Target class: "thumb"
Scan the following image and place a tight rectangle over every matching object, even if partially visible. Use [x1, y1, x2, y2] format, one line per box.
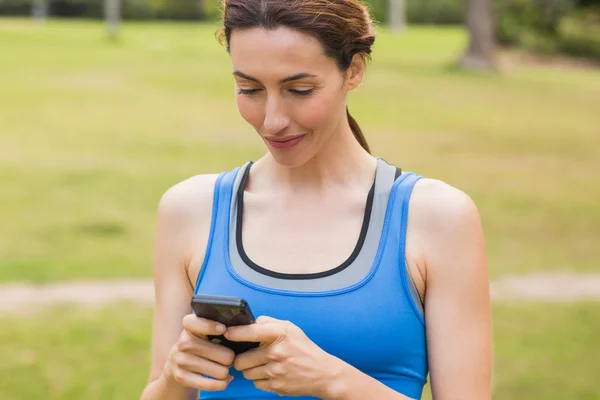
[256, 315, 279, 324]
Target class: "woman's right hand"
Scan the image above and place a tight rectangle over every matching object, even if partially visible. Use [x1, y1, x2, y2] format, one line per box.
[164, 314, 236, 392]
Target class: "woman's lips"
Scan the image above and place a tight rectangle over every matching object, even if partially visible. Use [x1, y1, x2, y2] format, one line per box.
[265, 134, 305, 149]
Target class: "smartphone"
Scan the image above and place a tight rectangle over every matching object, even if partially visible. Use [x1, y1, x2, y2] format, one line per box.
[190, 294, 259, 355]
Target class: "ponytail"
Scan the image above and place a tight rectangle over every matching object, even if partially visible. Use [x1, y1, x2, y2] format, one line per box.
[347, 107, 370, 154]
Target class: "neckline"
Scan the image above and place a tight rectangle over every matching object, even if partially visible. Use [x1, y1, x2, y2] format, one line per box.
[235, 162, 377, 280]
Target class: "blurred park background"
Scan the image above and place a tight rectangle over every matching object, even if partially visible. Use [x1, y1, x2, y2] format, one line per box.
[1, 0, 599, 399]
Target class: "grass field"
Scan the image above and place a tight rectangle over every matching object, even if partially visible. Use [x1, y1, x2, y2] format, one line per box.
[0, 19, 599, 282]
[0, 18, 599, 400]
[1, 302, 598, 400]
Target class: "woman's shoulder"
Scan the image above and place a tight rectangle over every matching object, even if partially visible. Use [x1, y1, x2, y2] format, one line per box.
[409, 177, 479, 224]
[406, 176, 482, 251]
[405, 177, 485, 289]
[153, 174, 222, 280]
[156, 174, 221, 227]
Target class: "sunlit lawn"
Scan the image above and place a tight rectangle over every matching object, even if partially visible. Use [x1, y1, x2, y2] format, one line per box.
[0, 302, 598, 399]
[0, 18, 599, 282]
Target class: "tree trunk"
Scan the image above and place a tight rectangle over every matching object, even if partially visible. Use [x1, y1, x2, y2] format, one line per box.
[198, 0, 205, 19]
[105, 0, 121, 40]
[460, 0, 496, 71]
[31, 0, 48, 21]
[388, 0, 406, 32]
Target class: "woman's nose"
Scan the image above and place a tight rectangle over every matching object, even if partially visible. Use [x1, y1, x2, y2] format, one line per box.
[263, 96, 290, 135]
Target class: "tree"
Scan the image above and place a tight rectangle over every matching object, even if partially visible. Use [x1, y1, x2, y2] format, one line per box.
[105, 0, 121, 39]
[460, 0, 496, 70]
[388, 0, 406, 32]
[31, 0, 48, 21]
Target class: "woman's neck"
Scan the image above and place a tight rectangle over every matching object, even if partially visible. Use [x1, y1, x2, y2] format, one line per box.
[251, 122, 377, 196]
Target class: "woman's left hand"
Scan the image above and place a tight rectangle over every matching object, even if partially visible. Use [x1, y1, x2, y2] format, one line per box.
[224, 316, 344, 398]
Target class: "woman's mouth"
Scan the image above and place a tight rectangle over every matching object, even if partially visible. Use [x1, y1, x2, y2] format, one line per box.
[265, 134, 306, 149]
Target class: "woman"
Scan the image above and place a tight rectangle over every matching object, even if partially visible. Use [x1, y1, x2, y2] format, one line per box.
[141, 1, 492, 399]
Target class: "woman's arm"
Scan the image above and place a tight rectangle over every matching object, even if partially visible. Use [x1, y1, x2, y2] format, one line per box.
[326, 179, 492, 400]
[141, 175, 219, 400]
[322, 361, 415, 400]
[412, 179, 492, 399]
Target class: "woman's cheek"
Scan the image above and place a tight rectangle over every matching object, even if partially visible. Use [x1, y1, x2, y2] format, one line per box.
[236, 97, 264, 130]
[294, 97, 335, 131]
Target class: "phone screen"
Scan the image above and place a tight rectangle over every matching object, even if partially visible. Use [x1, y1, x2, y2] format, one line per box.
[192, 303, 254, 326]
[209, 305, 252, 326]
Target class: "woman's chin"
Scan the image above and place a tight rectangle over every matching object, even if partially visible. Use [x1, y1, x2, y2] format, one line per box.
[268, 148, 313, 169]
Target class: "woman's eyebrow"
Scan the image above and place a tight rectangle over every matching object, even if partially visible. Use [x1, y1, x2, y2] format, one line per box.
[233, 71, 317, 84]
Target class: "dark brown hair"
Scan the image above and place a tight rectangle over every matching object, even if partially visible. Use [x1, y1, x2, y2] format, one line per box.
[217, 0, 376, 153]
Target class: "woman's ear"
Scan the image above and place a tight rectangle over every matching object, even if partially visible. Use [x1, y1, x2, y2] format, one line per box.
[345, 54, 366, 91]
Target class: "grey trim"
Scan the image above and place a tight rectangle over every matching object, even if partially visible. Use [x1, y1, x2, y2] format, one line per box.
[406, 263, 424, 315]
[228, 159, 394, 291]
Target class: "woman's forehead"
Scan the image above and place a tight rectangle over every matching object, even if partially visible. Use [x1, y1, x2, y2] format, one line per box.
[229, 27, 333, 76]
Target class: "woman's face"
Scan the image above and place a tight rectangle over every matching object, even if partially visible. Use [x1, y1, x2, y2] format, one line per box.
[229, 27, 361, 167]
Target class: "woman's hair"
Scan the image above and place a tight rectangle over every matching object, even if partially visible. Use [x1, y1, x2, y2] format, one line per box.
[217, 0, 376, 154]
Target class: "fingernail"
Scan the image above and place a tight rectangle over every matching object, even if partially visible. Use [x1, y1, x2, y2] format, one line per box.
[216, 324, 226, 333]
[228, 375, 234, 383]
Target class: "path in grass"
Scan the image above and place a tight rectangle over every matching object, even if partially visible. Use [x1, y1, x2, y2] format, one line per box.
[0, 272, 599, 313]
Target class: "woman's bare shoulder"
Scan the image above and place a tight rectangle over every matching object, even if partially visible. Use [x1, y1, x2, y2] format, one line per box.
[405, 178, 482, 291]
[157, 174, 220, 223]
[408, 177, 484, 273]
[409, 177, 479, 228]
[153, 174, 221, 287]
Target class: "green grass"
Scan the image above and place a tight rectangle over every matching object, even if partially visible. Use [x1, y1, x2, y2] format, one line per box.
[490, 302, 600, 399]
[0, 302, 598, 399]
[0, 303, 153, 400]
[0, 19, 599, 281]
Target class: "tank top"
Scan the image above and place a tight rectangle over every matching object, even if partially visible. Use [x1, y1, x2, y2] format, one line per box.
[193, 158, 428, 399]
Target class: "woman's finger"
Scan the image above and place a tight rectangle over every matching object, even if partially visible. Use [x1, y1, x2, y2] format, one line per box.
[177, 330, 235, 367]
[241, 364, 270, 381]
[232, 346, 269, 372]
[253, 379, 279, 394]
[182, 314, 226, 338]
[175, 352, 232, 381]
[171, 369, 232, 392]
[225, 321, 282, 344]
[256, 315, 279, 324]
[184, 334, 235, 367]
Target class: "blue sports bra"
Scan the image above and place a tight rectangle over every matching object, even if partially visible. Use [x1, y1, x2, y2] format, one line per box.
[194, 159, 428, 399]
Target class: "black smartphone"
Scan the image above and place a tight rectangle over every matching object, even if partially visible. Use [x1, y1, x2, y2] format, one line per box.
[190, 294, 259, 355]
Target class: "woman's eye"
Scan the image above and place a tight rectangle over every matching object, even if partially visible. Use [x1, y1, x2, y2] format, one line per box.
[238, 88, 261, 96]
[290, 89, 315, 96]
[237, 88, 314, 96]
